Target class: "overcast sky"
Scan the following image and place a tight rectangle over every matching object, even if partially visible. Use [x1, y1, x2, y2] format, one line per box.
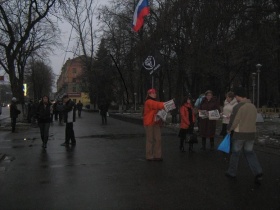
[49, 0, 110, 77]
[49, 20, 74, 76]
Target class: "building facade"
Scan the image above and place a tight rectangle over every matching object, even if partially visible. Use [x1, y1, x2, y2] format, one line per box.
[56, 56, 90, 105]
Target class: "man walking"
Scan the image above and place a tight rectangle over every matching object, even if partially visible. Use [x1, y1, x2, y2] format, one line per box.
[10, 97, 20, 133]
[76, 100, 83, 118]
[226, 87, 263, 184]
[61, 94, 76, 146]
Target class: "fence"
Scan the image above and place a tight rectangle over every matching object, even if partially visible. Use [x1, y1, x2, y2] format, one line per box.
[257, 107, 280, 118]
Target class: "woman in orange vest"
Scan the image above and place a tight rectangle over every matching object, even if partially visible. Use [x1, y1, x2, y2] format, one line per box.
[143, 88, 165, 161]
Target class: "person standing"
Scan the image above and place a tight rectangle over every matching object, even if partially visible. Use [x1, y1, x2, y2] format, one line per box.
[10, 97, 20, 133]
[226, 87, 263, 184]
[178, 96, 196, 152]
[61, 94, 76, 146]
[56, 99, 64, 125]
[198, 90, 220, 151]
[37, 96, 52, 149]
[143, 88, 165, 161]
[220, 91, 238, 138]
[76, 100, 83, 118]
[98, 99, 109, 125]
[27, 99, 33, 123]
[53, 100, 58, 121]
[171, 108, 178, 124]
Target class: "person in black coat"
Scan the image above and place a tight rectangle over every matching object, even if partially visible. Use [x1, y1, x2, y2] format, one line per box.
[10, 97, 20, 133]
[76, 100, 83, 117]
[98, 99, 109, 125]
[37, 96, 52, 149]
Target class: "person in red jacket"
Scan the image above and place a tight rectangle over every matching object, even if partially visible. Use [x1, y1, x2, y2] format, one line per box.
[178, 96, 196, 152]
[143, 88, 165, 161]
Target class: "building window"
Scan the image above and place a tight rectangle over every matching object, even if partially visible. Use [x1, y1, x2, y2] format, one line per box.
[73, 78, 76, 83]
[73, 68, 77, 74]
[73, 86, 76, 92]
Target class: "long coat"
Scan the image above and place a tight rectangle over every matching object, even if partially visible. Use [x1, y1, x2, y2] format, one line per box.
[10, 102, 20, 118]
[180, 103, 195, 129]
[37, 102, 52, 123]
[64, 99, 76, 123]
[199, 97, 220, 138]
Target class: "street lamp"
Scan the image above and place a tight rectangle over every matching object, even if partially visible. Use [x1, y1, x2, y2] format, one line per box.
[256, 64, 262, 108]
[252, 72, 256, 105]
[134, 92, 137, 111]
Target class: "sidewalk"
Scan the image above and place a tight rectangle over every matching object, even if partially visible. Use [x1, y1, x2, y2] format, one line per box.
[110, 112, 280, 154]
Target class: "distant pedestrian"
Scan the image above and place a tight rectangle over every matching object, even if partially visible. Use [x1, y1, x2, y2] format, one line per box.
[27, 99, 33, 123]
[50, 100, 54, 122]
[37, 96, 52, 149]
[61, 94, 76, 146]
[56, 99, 64, 125]
[198, 90, 220, 151]
[143, 88, 165, 161]
[220, 91, 238, 138]
[98, 99, 109, 125]
[10, 97, 20, 133]
[76, 100, 83, 117]
[178, 96, 196, 152]
[53, 100, 58, 121]
[225, 87, 263, 185]
[171, 107, 178, 124]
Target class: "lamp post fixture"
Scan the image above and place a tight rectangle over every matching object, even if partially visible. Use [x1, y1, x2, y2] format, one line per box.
[134, 92, 137, 111]
[252, 72, 256, 105]
[256, 64, 262, 108]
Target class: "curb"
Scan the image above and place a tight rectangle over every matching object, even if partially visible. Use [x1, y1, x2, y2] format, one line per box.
[109, 112, 280, 155]
[109, 113, 143, 125]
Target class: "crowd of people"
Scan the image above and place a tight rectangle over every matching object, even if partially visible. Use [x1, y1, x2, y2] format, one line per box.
[143, 87, 263, 185]
[7, 86, 263, 185]
[9, 95, 86, 150]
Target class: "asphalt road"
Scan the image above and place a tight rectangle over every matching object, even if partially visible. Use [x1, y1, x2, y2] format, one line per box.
[0, 110, 279, 210]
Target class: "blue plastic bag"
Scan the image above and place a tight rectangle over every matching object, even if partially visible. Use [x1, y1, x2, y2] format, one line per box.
[217, 133, 230, 153]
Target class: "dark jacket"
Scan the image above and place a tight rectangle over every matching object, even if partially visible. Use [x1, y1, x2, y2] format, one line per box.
[199, 97, 220, 138]
[76, 102, 83, 111]
[56, 101, 64, 112]
[98, 103, 109, 116]
[64, 99, 76, 123]
[10, 102, 20, 118]
[37, 101, 52, 123]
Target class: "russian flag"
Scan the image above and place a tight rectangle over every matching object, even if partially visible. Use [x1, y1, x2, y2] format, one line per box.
[132, 0, 150, 32]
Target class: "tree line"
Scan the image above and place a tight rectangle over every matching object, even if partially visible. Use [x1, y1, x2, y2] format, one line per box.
[1, 0, 280, 108]
[97, 0, 280, 107]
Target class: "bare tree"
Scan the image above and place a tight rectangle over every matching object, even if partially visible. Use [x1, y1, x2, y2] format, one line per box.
[0, 0, 62, 103]
[62, 0, 100, 105]
[25, 60, 55, 100]
[60, 0, 279, 108]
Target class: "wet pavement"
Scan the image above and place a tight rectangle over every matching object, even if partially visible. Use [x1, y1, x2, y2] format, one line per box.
[0, 110, 279, 210]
